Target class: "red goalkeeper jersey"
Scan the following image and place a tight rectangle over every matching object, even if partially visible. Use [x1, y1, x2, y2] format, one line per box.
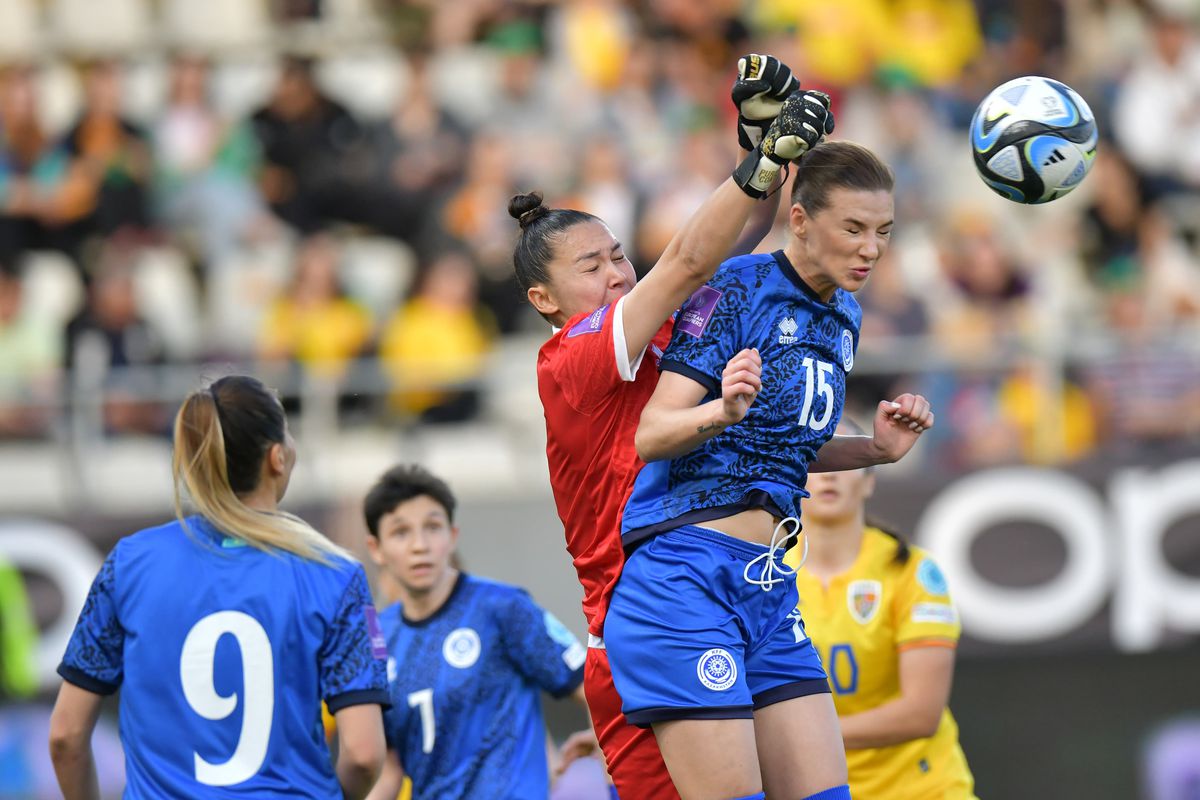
[537, 295, 673, 636]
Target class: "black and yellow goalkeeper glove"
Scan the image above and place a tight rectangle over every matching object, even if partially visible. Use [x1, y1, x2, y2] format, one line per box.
[731, 54, 798, 151]
[732, 89, 835, 199]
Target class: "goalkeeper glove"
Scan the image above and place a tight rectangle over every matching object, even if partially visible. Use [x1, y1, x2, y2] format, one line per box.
[731, 53, 798, 151]
[732, 90, 834, 199]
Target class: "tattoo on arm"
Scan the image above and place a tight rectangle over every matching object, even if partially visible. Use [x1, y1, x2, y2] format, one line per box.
[696, 422, 725, 434]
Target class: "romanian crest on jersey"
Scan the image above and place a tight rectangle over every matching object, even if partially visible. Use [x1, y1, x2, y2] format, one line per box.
[696, 648, 737, 691]
[848, 580, 882, 624]
[840, 329, 855, 371]
[442, 627, 482, 669]
[778, 316, 799, 344]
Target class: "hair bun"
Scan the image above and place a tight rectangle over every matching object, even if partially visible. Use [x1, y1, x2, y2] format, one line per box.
[508, 191, 549, 229]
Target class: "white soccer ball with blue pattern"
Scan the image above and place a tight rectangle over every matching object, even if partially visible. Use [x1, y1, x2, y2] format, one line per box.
[970, 76, 1098, 204]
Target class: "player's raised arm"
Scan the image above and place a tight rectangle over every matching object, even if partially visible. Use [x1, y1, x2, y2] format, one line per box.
[808, 393, 934, 472]
[620, 73, 834, 365]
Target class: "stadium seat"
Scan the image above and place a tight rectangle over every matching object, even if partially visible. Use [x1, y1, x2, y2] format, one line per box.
[19, 252, 84, 333]
[339, 236, 417, 323]
[317, 49, 410, 121]
[209, 56, 279, 121]
[160, 0, 272, 53]
[120, 57, 169, 127]
[34, 61, 83, 139]
[409, 424, 524, 495]
[0, 0, 40, 61]
[133, 246, 202, 360]
[205, 240, 293, 358]
[0, 444, 63, 510]
[47, 0, 153, 56]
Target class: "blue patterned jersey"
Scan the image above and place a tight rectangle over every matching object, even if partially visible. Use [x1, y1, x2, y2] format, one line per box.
[58, 516, 389, 798]
[623, 250, 862, 543]
[381, 574, 585, 800]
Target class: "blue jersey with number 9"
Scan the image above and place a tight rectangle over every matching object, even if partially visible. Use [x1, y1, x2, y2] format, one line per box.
[59, 516, 390, 798]
[622, 250, 861, 544]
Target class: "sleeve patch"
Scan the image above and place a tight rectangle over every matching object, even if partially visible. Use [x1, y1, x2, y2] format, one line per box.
[567, 304, 610, 338]
[912, 602, 957, 625]
[916, 559, 949, 596]
[364, 605, 388, 659]
[544, 610, 586, 671]
[676, 286, 723, 338]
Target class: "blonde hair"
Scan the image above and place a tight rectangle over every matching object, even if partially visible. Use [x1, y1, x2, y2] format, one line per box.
[171, 376, 350, 564]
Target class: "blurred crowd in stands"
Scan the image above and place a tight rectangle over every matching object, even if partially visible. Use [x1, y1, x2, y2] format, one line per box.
[0, 0, 1198, 470]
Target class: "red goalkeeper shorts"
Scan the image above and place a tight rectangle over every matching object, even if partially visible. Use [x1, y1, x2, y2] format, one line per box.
[584, 643, 679, 800]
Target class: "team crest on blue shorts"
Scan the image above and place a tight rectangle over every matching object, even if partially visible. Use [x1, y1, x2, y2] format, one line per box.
[696, 648, 737, 691]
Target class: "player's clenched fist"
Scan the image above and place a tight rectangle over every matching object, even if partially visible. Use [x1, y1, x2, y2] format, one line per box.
[717, 347, 762, 427]
[731, 53, 798, 151]
[761, 90, 834, 162]
[732, 89, 836, 199]
[869, 392, 934, 464]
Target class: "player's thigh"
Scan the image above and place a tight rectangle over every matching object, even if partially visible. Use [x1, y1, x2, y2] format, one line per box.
[754, 693, 847, 799]
[584, 648, 679, 800]
[652, 717, 761, 800]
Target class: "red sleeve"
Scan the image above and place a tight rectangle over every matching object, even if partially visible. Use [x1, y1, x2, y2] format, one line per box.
[549, 296, 646, 413]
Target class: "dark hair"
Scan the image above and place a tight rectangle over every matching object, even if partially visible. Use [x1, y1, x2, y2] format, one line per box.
[363, 464, 458, 538]
[790, 141, 895, 215]
[508, 191, 599, 293]
[208, 376, 286, 493]
[173, 375, 346, 562]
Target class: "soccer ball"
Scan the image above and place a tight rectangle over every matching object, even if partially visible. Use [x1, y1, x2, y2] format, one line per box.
[969, 76, 1098, 204]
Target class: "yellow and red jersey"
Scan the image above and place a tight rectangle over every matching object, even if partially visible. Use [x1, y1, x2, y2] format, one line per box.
[787, 527, 977, 800]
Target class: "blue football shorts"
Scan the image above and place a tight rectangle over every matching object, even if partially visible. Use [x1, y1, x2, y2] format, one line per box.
[604, 524, 830, 727]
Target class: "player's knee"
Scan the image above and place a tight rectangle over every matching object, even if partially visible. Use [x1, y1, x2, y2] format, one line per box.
[801, 785, 851, 800]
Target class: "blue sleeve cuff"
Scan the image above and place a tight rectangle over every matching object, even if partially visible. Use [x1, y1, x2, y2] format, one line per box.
[326, 688, 392, 713]
[660, 359, 720, 396]
[57, 663, 120, 696]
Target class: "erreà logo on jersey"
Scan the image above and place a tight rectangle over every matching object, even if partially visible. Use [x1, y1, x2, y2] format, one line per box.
[778, 316, 798, 345]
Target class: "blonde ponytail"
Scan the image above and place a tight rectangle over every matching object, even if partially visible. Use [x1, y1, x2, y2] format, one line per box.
[172, 381, 350, 564]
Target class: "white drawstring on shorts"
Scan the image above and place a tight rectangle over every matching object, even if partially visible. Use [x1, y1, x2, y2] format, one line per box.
[743, 516, 805, 591]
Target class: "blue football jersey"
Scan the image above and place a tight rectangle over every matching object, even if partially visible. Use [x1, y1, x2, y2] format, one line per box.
[623, 250, 862, 543]
[58, 516, 389, 798]
[380, 574, 585, 800]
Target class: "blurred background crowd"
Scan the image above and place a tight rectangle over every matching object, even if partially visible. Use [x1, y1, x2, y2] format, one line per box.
[0, 0, 1197, 472]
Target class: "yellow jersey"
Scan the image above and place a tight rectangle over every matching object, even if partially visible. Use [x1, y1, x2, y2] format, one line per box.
[787, 528, 977, 800]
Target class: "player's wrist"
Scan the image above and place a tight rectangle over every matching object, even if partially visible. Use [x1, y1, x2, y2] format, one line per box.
[731, 147, 782, 199]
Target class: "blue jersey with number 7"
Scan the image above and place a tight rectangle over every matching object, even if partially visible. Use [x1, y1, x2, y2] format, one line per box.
[379, 574, 585, 800]
[622, 250, 862, 545]
[59, 516, 390, 798]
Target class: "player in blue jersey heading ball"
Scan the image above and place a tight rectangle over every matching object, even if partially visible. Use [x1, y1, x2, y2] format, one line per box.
[607, 141, 936, 800]
[49, 375, 390, 799]
[362, 464, 591, 800]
